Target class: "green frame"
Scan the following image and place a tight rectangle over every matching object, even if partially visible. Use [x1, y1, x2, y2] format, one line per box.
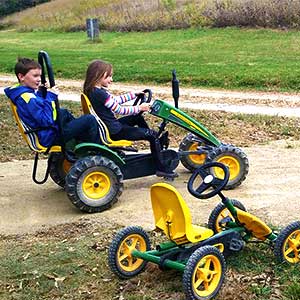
[151, 99, 221, 146]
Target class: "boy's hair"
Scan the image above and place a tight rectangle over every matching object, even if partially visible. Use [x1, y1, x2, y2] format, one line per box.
[83, 59, 112, 95]
[14, 57, 41, 81]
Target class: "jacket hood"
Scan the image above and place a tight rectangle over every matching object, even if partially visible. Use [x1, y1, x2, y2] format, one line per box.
[4, 84, 34, 103]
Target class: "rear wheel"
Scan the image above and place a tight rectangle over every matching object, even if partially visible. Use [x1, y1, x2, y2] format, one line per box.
[49, 152, 72, 188]
[179, 134, 207, 171]
[208, 200, 246, 233]
[65, 156, 123, 213]
[274, 221, 300, 264]
[108, 226, 151, 279]
[206, 144, 249, 190]
[183, 246, 226, 300]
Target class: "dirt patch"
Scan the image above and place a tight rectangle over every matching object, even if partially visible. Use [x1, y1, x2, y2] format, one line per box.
[1, 140, 300, 236]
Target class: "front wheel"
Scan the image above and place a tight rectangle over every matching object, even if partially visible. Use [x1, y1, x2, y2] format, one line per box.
[65, 156, 123, 213]
[179, 134, 207, 171]
[208, 199, 246, 233]
[108, 226, 151, 279]
[206, 144, 249, 190]
[182, 246, 226, 300]
[274, 221, 300, 264]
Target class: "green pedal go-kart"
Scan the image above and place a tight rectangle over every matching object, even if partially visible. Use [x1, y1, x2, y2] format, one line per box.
[151, 71, 249, 190]
[108, 162, 300, 300]
[9, 50, 248, 213]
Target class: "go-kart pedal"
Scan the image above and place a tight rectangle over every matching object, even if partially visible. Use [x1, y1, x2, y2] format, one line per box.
[156, 170, 178, 180]
[229, 238, 244, 252]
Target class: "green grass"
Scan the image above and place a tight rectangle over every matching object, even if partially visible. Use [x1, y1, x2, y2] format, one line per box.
[2, 28, 300, 91]
[1, 220, 300, 300]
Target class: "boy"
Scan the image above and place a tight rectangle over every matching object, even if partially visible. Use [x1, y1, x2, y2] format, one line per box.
[5, 57, 100, 148]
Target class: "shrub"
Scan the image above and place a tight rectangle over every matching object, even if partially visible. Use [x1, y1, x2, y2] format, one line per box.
[2, 0, 300, 32]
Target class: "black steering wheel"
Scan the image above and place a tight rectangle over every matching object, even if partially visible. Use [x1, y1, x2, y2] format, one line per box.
[38, 50, 55, 98]
[133, 89, 152, 106]
[187, 162, 229, 199]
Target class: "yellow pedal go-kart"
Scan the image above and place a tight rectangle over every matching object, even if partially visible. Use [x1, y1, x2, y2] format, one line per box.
[108, 162, 300, 300]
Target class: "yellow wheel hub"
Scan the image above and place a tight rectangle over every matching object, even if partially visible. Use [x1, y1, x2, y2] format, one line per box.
[193, 254, 222, 297]
[117, 234, 147, 272]
[283, 230, 300, 263]
[215, 155, 240, 180]
[82, 171, 111, 199]
[215, 208, 234, 233]
[189, 143, 206, 165]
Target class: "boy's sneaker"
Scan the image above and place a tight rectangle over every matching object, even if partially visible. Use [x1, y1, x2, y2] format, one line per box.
[156, 170, 178, 180]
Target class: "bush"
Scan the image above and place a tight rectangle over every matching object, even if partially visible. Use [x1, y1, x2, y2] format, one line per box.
[2, 0, 300, 32]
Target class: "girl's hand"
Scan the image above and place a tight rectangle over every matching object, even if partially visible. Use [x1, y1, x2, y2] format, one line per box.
[139, 103, 150, 112]
[135, 91, 145, 97]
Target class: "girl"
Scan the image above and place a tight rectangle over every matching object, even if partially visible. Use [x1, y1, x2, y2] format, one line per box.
[83, 59, 177, 179]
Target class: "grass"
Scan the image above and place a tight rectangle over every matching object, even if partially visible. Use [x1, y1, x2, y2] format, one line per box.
[1, 219, 300, 300]
[1, 94, 300, 162]
[2, 28, 300, 91]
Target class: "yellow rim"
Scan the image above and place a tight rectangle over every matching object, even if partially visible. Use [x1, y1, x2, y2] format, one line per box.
[117, 234, 147, 272]
[192, 254, 222, 298]
[189, 143, 206, 165]
[214, 155, 240, 180]
[82, 171, 110, 199]
[214, 208, 234, 233]
[283, 229, 300, 263]
[63, 159, 72, 173]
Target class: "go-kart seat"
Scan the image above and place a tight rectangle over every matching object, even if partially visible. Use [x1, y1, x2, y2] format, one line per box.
[150, 183, 214, 245]
[9, 100, 61, 153]
[80, 93, 133, 148]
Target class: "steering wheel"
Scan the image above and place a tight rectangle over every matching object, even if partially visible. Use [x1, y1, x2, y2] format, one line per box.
[38, 50, 55, 98]
[133, 89, 152, 106]
[187, 162, 229, 199]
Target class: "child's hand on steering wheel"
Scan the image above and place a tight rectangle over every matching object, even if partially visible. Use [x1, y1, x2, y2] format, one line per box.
[49, 85, 60, 95]
[135, 91, 145, 97]
[139, 103, 150, 112]
[41, 82, 60, 95]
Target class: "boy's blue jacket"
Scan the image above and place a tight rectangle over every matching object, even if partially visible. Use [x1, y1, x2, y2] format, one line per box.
[4, 84, 59, 147]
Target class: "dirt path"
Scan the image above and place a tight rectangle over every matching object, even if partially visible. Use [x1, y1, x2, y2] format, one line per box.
[1, 74, 300, 235]
[1, 140, 300, 236]
[1, 74, 300, 117]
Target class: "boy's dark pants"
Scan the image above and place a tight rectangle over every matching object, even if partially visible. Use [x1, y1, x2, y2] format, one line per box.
[59, 108, 100, 144]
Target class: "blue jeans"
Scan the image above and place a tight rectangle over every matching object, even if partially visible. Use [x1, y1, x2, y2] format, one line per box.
[59, 109, 100, 144]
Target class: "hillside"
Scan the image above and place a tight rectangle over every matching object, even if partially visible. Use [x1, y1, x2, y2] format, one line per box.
[1, 0, 300, 32]
[0, 0, 50, 18]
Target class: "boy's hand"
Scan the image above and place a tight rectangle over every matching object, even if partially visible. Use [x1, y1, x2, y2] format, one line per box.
[49, 85, 60, 95]
[40, 82, 60, 95]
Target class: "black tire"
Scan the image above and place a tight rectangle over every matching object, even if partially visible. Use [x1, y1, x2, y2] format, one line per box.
[208, 199, 246, 233]
[49, 152, 72, 188]
[108, 226, 151, 279]
[183, 246, 226, 300]
[65, 156, 123, 213]
[179, 133, 207, 172]
[274, 221, 300, 264]
[206, 144, 249, 190]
